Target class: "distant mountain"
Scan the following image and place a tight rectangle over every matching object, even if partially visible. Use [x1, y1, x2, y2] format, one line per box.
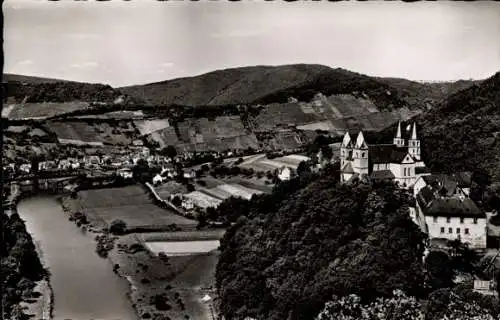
[3, 74, 138, 104]
[376, 77, 481, 110]
[120, 64, 458, 110]
[3, 73, 75, 84]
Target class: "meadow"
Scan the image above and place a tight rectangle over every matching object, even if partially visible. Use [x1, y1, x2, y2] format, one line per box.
[72, 185, 197, 228]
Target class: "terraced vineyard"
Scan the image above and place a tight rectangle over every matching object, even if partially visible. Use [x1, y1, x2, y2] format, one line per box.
[4, 102, 91, 120]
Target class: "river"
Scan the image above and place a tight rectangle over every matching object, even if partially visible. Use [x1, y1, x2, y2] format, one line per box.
[17, 196, 138, 320]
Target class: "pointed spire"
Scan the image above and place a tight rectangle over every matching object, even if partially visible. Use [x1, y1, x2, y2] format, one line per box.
[396, 121, 402, 138]
[411, 122, 417, 140]
[355, 131, 367, 149]
[342, 132, 351, 147]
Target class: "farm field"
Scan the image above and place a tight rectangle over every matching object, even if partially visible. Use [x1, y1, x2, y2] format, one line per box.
[144, 240, 220, 256]
[185, 191, 223, 209]
[239, 153, 310, 172]
[134, 119, 170, 136]
[5, 102, 90, 120]
[48, 120, 135, 146]
[72, 185, 196, 228]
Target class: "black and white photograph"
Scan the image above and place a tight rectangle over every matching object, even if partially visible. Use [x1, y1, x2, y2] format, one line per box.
[2, 1, 500, 320]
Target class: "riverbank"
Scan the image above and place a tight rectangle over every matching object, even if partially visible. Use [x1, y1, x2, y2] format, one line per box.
[18, 196, 138, 320]
[60, 191, 222, 320]
[9, 186, 54, 320]
[20, 239, 53, 320]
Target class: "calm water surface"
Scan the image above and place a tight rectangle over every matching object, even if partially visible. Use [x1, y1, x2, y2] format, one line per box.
[18, 196, 137, 320]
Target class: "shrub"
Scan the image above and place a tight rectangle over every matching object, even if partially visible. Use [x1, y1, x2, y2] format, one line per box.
[109, 219, 127, 235]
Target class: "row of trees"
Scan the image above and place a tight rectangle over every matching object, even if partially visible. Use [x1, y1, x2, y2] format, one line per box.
[2, 212, 48, 319]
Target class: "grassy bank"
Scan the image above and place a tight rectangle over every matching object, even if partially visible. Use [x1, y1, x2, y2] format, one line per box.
[60, 193, 222, 320]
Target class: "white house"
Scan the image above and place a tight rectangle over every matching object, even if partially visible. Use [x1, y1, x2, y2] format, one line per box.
[152, 174, 164, 185]
[117, 168, 133, 179]
[19, 163, 31, 173]
[183, 169, 196, 179]
[416, 186, 487, 249]
[278, 167, 292, 181]
[58, 159, 72, 170]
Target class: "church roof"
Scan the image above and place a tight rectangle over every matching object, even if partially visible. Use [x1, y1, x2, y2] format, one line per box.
[355, 131, 368, 149]
[416, 167, 431, 174]
[342, 162, 355, 174]
[370, 170, 395, 180]
[368, 144, 409, 164]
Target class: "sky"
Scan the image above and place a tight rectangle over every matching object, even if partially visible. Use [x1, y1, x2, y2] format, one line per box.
[3, 0, 500, 87]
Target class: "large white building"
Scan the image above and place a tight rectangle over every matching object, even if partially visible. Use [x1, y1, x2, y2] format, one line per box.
[340, 122, 428, 187]
[415, 184, 487, 249]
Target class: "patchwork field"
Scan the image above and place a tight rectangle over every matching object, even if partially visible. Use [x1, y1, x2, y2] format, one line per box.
[72, 185, 196, 228]
[239, 153, 310, 172]
[134, 119, 170, 136]
[148, 116, 260, 152]
[4, 102, 91, 120]
[185, 191, 223, 209]
[48, 120, 135, 146]
[253, 102, 319, 131]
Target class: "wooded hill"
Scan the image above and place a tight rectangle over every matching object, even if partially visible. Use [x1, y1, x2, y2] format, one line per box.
[216, 170, 427, 320]
[376, 71, 500, 182]
[120, 64, 476, 110]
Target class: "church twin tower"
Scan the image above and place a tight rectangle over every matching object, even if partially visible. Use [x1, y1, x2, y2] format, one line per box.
[340, 121, 423, 184]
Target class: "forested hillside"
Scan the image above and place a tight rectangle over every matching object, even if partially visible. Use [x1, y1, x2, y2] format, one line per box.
[120, 64, 465, 110]
[376, 71, 500, 182]
[215, 169, 427, 320]
[4, 78, 139, 104]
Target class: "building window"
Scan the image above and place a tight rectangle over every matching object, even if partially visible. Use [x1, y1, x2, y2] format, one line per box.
[448, 228, 453, 234]
[456, 228, 460, 234]
[440, 227, 445, 234]
[362, 152, 365, 157]
[460, 217, 464, 224]
[465, 228, 469, 234]
[433, 217, 438, 223]
[446, 217, 451, 223]
[473, 218, 478, 224]
[404, 168, 407, 176]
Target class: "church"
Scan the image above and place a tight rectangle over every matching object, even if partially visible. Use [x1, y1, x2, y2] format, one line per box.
[340, 122, 428, 187]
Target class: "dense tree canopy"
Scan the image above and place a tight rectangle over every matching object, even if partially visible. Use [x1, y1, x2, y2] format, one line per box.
[215, 173, 427, 320]
[1, 212, 47, 319]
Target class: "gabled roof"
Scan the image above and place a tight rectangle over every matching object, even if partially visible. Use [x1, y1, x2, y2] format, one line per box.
[422, 174, 459, 197]
[368, 144, 409, 164]
[342, 132, 352, 147]
[452, 171, 473, 188]
[355, 132, 368, 149]
[342, 162, 355, 174]
[417, 186, 436, 209]
[416, 185, 485, 218]
[426, 198, 484, 218]
[370, 170, 395, 180]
